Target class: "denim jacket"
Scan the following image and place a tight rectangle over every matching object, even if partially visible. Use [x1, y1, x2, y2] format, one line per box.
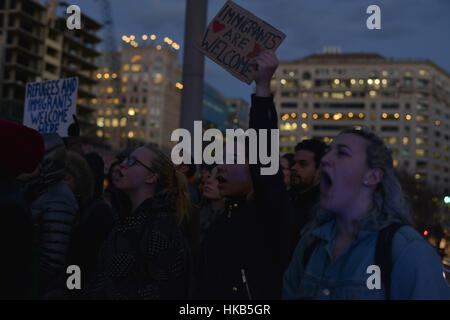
[283, 217, 450, 300]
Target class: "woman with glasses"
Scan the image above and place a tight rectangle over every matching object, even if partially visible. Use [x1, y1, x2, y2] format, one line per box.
[85, 146, 191, 299]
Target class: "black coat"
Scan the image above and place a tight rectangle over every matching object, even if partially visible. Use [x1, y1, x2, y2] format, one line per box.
[196, 95, 297, 300]
[0, 182, 33, 299]
[84, 196, 191, 299]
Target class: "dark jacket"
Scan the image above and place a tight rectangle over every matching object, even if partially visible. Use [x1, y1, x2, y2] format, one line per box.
[290, 184, 320, 252]
[84, 195, 190, 299]
[0, 182, 33, 299]
[196, 95, 297, 300]
[66, 198, 114, 290]
[23, 134, 79, 292]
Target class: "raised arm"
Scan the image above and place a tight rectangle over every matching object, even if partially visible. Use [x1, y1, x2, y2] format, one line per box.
[249, 51, 298, 272]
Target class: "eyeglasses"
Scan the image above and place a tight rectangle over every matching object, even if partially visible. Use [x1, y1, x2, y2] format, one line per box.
[125, 155, 155, 173]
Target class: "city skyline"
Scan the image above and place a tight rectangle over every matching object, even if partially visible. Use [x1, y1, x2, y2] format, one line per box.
[61, 0, 450, 104]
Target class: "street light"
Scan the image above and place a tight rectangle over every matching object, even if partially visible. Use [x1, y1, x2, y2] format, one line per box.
[444, 196, 450, 204]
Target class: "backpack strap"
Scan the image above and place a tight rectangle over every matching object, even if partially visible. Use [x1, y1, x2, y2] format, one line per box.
[375, 223, 404, 300]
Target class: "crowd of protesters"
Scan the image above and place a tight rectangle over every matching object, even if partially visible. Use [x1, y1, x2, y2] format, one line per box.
[1, 50, 449, 300]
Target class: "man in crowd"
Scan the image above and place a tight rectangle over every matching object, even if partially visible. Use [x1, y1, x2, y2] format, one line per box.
[290, 139, 327, 243]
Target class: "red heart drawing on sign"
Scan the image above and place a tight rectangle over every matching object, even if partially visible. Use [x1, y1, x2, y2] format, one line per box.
[247, 43, 260, 58]
[213, 20, 225, 32]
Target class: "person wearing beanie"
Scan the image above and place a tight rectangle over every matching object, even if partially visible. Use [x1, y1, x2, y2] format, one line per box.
[0, 119, 45, 299]
[21, 133, 79, 297]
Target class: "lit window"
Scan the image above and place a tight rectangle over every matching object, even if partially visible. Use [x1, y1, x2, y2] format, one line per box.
[393, 159, 398, 168]
[324, 113, 330, 119]
[280, 79, 287, 85]
[406, 114, 412, 120]
[121, 86, 128, 93]
[114, 98, 119, 104]
[112, 118, 119, 127]
[96, 130, 103, 138]
[107, 87, 113, 93]
[313, 113, 318, 119]
[105, 108, 112, 116]
[128, 108, 135, 116]
[91, 98, 97, 104]
[302, 113, 307, 119]
[96, 117, 104, 127]
[123, 64, 130, 71]
[358, 113, 364, 119]
[348, 112, 354, 118]
[105, 119, 111, 127]
[369, 90, 377, 98]
[122, 74, 129, 82]
[435, 120, 440, 126]
[104, 73, 110, 79]
[98, 109, 104, 115]
[96, 73, 102, 79]
[403, 137, 409, 145]
[153, 73, 163, 84]
[301, 123, 308, 129]
[331, 92, 344, 99]
[131, 55, 142, 63]
[120, 118, 127, 127]
[131, 64, 142, 72]
[416, 149, 426, 157]
[367, 79, 374, 85]
[128, 131, 134, 138]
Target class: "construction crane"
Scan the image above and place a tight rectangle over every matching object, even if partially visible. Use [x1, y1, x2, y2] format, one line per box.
[93, 0, 118, 69]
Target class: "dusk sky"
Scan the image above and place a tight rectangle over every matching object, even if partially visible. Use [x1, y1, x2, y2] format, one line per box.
[65, 0, 450, 103]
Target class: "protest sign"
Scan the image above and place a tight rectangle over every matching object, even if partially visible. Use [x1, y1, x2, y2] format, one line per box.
[23, 77, 78, 137]
[196, 0, 286, 84]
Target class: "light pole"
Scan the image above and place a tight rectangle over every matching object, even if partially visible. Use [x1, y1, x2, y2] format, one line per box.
[180, 0, 208, 139]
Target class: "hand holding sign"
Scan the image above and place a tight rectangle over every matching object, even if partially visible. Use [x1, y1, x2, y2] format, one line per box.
[254, 50, 279, 97]
[196, 0, 286, 84]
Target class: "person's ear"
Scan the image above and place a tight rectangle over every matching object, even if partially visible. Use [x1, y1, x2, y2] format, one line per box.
[363, 168, 383, 187]
[144, 173, 158, 185]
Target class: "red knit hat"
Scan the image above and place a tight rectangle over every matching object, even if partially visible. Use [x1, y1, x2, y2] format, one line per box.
[0, 119, 45, 177]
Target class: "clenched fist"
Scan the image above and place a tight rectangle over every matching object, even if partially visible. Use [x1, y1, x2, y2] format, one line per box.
[254, 50, 279, 97]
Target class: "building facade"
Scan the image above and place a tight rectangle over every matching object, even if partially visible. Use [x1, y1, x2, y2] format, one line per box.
[202, 83, 228, 133]
[273, 53, 450, 189]
[94, 44, 183, 153]
[0, 0, 102, 139]
[0, 0, 47, 122]
[224, 97, 249, 130]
